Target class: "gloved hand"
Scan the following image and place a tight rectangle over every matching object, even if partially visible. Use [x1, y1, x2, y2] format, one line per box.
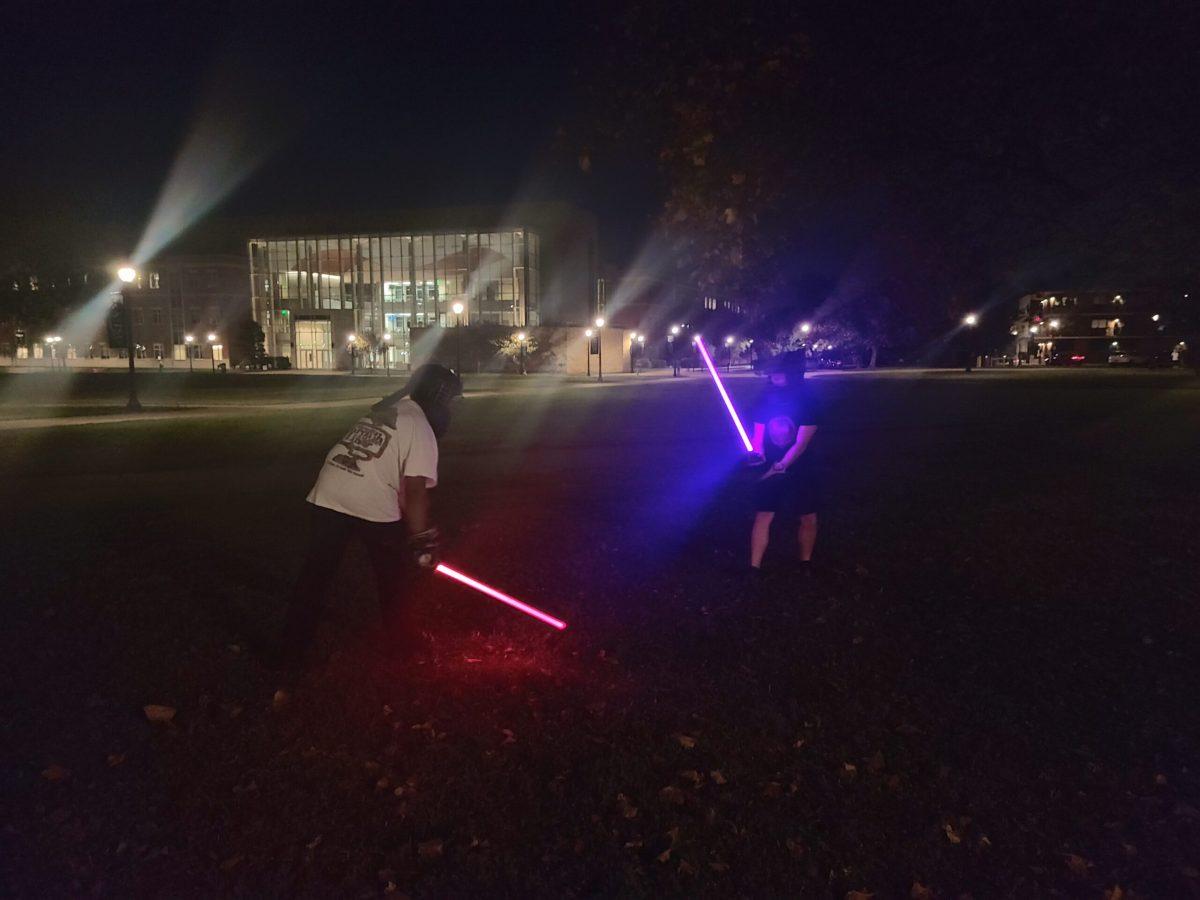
[745, 451, 766, 467]
[408, 527, 441, 569]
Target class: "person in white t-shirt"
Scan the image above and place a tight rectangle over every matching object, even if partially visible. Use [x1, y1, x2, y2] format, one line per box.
[270, 364, 463, 671]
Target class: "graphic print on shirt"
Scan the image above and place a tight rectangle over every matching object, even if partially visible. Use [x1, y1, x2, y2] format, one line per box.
[767, 415, 797, 448]
[329, 422, 391, 476]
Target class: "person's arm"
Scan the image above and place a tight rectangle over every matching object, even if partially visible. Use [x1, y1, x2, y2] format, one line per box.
[747, 422, 767, 465]
[403, 475, 430, 536]
[763, 425, 818, 477]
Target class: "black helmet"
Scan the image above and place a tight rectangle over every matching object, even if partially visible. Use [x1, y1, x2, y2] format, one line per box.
[764, 350, 807, 377]
[373, 364, 462, 437]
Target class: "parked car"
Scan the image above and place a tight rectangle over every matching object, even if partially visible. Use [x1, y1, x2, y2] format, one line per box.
[1047, 351, 1087, 366]
[1108, 349, 1147, 366]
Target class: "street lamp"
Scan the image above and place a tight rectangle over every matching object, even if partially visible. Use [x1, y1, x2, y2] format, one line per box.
[184, 334, 194, 372]
[594, 317, 605, 381]
[382, 332, 393, 378]
[1049, 319, 1060, 330]
[962, 314, 978, 372]
[1152, 313, 1161, 322]
[584, 328, 594, 377]
[116, 265, 142, 410]
[452, 301, 465, 373]
[206, 332, 220, 372]
[800, 322, 812, 335]
[725, 335, 735, 372]
[516, 331, 528, 375]
[347, 333, 357, 375]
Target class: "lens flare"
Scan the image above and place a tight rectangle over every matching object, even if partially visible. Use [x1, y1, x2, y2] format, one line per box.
[435, 563, 568, 631]
[693, 336, 753, 452]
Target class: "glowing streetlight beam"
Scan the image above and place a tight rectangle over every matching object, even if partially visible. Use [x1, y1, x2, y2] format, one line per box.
[435, 563, 567, 631]
[693, 335, 753, 452]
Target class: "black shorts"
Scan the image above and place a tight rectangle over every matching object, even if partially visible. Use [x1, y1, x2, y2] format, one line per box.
[750, 467, 820, 516]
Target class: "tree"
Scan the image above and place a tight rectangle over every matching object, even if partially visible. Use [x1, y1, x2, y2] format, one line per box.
[231, 316, 266, 368]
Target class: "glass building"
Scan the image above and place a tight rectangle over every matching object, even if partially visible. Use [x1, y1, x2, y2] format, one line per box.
[249, 229, 540, 369]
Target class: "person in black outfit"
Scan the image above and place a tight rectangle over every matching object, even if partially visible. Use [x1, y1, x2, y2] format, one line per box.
[746, 352, 820, 572]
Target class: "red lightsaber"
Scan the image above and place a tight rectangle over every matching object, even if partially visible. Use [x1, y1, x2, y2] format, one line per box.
[435, 563, 568, 631]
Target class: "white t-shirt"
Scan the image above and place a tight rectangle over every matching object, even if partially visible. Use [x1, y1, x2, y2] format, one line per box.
[306, 397, 439, 523]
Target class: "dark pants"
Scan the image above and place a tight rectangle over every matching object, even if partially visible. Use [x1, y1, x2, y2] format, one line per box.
[280, 505, 415, 658]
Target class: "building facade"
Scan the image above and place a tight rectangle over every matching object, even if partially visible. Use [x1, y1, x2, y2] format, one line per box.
[1011, 289, 1188, 364]
[4, 255, 250, 368]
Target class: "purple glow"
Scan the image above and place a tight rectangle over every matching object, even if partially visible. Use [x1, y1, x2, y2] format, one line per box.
[693, 336, 754, 452]
[436, 563, 568, 631]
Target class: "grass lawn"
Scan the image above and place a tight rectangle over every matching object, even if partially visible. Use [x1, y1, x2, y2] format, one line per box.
[1, 369, 1198, 897]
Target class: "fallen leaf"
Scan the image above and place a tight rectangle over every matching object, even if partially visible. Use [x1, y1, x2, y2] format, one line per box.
[1065, 853, 1092, 877]
[847, 890, 874, 900]
[680, 770, 703, 786]
[106, 753, 126, 767]
[911, 882, 933, 899]
[710, 770, 727, 785]
[1103, 887, 1124, 900]
[500, 729, 516, 745]
[272, 690, 289, 709]
[943, 823, 962, 844]
[306, 835, 322, 850]
[41, 763, 70, 782]
[842, 763, 858, 778]
[616, 793, 639, 818]
[678, 859, 696, 876]
[659, 785, 686, 805]
[418, 839, 443, 859]
[656, 848, 672, 863]
[143, 704, 176, 723]
[675, 734, 697, 749]
[710, 861, 730, 873]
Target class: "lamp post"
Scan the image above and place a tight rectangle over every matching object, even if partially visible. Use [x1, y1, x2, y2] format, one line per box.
[584, 328, 593, 377]
[116, 266, 142, 411]
[725, 335, 735, 372]
[383, 332, 392, 378]
[347, 333, 357, 375]
[207, 332, 219, 372]
[184, 334, 194, 372]
[962, 314, 978, 372]
[594, 317, 605, 382]
[636, 333, 645, 374]
[452, 301, 465, 373]
[514, 331, 529, 375]
[670, 325, 681, 377]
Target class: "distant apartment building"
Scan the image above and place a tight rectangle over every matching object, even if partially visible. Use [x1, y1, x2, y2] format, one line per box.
[4, 255, 250, 366]
[1011, 289, 1189, 364]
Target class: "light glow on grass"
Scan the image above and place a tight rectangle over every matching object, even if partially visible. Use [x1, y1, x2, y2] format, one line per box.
[693, 336, 753, 452]
[436, 563, 568, 631]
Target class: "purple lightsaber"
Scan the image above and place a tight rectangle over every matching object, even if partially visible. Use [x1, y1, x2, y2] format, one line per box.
[693, 335, 754, 452]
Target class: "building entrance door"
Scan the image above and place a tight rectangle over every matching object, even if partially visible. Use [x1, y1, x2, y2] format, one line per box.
[294, 319, 333, 369]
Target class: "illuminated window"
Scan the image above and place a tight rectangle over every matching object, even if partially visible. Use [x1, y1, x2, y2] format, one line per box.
[149, 272, 160, 289]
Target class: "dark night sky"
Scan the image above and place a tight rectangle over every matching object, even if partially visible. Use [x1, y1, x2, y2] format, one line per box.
[2, 0, 1198, 286]
[1, 2, 631, 262]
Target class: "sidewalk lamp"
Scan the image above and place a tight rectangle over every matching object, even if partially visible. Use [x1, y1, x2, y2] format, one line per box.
[636, 333, 645, 374]
[116, 265, 142, 411]
[452, 301, 465, 372]
[516, 331, 529, 375]
[207, 332, 219, 372]
[347, 333, 357, 374]
[584, 328, 594, 377]
[962, 314, 978, 372]
[382, 332, 393, 378]
[725, 335, 735, 371]
[184, 334, 194, 372]
[800, 322, 812, 335]
[594, 317, 605, 382]
[1049, 319, 1060, 330]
